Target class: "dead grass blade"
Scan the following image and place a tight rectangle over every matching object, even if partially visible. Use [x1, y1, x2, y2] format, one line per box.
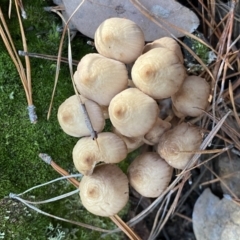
[47, 1, 99, 147]
[200, 171, 240, 186]
[187, 0, 221, 39]
[179, 149, 230, 175]
[47, 1, 85, 120]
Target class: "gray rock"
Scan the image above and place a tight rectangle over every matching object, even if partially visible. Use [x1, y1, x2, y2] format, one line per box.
[193, 188, 240, 240]
[61, 0, 199, 41]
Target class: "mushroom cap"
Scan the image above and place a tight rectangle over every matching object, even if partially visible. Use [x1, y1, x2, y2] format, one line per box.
[157, 123, 202, 169]
[73, 132, 128, 175]
[112, 126, 144, 153]
[62, 0, 199, 41]
[128, 152, 173, 198]
[143, 118, 171, 145]
[79, 164, 129, 217]
[57, 95, 105, 137]
[171, 75, 211, 117]
[94, 18, 145, 64]
[74, 53, 128, 106]
[109, 88, 159, 137]
[142, 37, 184, 63]
[132, 48, 186, 99]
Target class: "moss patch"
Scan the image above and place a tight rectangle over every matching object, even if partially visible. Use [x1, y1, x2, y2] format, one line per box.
[0, 1, 127, 239]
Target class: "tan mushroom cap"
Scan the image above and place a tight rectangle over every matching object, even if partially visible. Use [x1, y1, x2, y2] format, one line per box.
[94, 18, 145, 64]
[157, 123, 202, 169]
[57, 95, 105, 137]
[132, 48, 186, 99]
[74, 53, 128, 106]
[112, 126, 144, 153]
[73, 132, 128, 175]
[79, 164, 129, 217]
[128, 152, 173, 198]
[109, 88, 159, 137]
[171, 75, 211, 118]
[143, 118, 171, 145]
[142, 37, 184, 63]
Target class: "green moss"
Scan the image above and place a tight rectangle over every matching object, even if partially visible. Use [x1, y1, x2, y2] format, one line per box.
[0, 1, 126, 239]
[183, 32, 216, 74]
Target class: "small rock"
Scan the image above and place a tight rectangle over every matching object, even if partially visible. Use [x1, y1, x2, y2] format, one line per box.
[192, 188, 240, 240]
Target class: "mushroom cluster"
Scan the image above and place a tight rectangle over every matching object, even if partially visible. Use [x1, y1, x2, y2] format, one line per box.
[57, 17, 209, 215]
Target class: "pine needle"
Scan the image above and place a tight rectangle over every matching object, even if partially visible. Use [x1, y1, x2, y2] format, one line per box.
[0, 2, 37, 123]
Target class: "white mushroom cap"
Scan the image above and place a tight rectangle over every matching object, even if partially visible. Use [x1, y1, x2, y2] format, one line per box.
[79, 164, 129, 217]
[109, 88, 159, 137]
[94, 18, 145, 64]
[74, 53, 128, 106]
[128, 152, 173, 198]
[171, 75, 211, 117]
[157, 123, 202, 169]
[73, 132, 128, 175]
[132, 48, 186, 99]
[142, 37, 184, 63]
[57, 95, 105, 137]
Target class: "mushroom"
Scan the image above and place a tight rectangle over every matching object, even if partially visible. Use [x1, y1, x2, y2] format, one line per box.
[94, 17, 145, 64]
[143, 118, 171, 145]
[73, 132, 127, 175]
[109, 88, 159, 137]
[74, 53, 128, 106]
[127, 152, 173, 198]
[57, 95, 105, 137]
[142, 37, 184, 63]
[79, 164, 129, 217]
[171, 75, 211, 118]
[112, 126, 144, 153]
[157, 122, 202, 169]
[131, 48, 186, 99]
